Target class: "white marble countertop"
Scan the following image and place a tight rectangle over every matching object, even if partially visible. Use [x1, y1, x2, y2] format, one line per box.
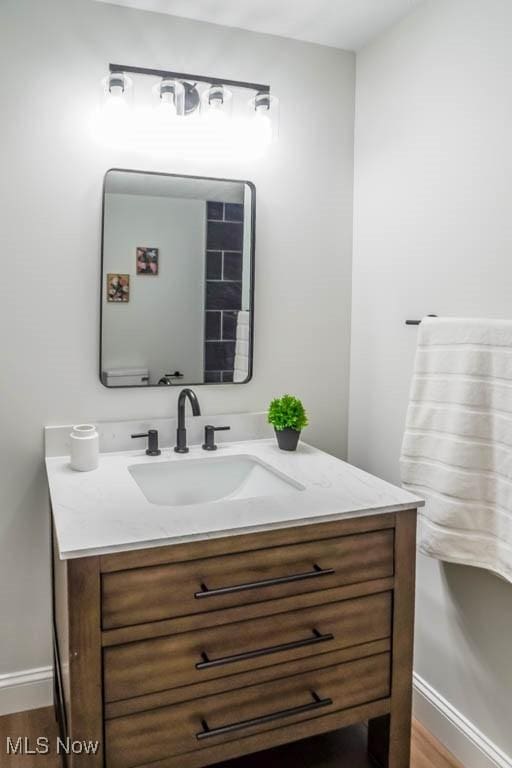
[46, 438, 423, 560]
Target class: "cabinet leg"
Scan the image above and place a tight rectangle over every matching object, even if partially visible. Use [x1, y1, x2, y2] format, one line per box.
[368, 714, 391, 767]
[368, 508, 416, 767]
[368, 711, 412, 768]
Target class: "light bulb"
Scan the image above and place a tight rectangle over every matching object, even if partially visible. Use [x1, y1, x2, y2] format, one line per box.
[249, 91, 279, 145]
[203, 85, 232, 121]
[109, 84, 124, 99]
[100, 72, 132, 126]
[158, 92, 176, 115]
[153, 79, 185, 117]
[254, 110, 272, 145]
[104, 73, 130, 104]
[254, 92, 270, 113]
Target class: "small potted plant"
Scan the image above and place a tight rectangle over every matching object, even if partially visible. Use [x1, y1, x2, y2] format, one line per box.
[267, 394, 308, 451]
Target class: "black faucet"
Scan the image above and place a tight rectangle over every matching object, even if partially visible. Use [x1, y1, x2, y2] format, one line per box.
[174, 388, 201, 453]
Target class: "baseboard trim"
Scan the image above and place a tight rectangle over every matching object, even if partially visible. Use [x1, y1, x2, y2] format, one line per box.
[0, 666, 53, 716]
[413, 672, 512, 768]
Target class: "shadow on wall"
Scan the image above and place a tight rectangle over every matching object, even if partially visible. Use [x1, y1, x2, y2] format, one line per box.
[441, 561, 512, 721]
[0, 462, 52, 674]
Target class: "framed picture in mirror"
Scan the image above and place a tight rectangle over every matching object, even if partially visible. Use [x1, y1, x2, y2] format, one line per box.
[106, 273, 130, 303]
[136, 247, 159, 275]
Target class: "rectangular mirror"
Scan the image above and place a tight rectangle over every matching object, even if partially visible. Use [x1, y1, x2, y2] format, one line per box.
[100, 169, 255, 387]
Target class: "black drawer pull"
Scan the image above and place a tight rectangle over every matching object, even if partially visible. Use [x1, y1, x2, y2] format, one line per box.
[196, 628, 334, 670]
[196, 690, 332, 740]
[194, 564, 335, 599]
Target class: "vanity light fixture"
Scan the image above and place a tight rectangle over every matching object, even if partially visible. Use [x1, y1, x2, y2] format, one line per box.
[108, 73, 125, 97]
[153, 78, 185, 116]
[103, 63, 278, 139]
[250, 90, 279, 142]
[103, 71, 132, 106]
[208, 85, 225, 108]
[254, 91, 270, 113]
[203, 84, 233, 118]
[182, 82, 201, 115]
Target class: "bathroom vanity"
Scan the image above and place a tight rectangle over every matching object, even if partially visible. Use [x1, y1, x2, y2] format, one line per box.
[47, 434, 422, 768]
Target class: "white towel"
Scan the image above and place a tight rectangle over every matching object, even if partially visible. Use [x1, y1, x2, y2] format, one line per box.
[236, 323, 250, 341]
[400, 317, 512, 583]
[233, 312, 250, 381]
[235, 339, 249, 357]
[233, 353, 249, 378]
[236, 310, 250, 326]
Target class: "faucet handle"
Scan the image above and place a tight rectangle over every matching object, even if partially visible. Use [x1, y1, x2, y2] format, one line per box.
[131, 429, 161, 456]
[202, 425, 231, 451]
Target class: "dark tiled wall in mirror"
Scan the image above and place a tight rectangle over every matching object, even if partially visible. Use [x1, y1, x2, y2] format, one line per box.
[204, 201, 244, 382]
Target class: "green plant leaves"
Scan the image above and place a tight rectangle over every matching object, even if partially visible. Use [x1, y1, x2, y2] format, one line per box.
[267, 394, 308, 432]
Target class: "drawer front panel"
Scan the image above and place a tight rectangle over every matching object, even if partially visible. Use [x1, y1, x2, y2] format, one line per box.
[102, 529, 394, 630]
[105, 652, 391, 768]
[104, 591, 392, 702]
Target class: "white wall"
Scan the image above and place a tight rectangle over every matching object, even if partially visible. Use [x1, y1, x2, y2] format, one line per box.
[103, 193, 205, 384]
[0, 0, 354, 690]
[350, 0, 512, 756]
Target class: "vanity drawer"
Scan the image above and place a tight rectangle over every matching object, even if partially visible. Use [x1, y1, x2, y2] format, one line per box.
[105, 651, 391, 768]
[104, 591, 392, 702]
[101, 529, 394, 630]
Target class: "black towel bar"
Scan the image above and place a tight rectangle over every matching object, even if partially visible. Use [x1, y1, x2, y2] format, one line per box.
[405, 314, 438, 326]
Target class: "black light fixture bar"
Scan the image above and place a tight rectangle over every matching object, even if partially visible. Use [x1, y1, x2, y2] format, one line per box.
[109, 63, 270, 94]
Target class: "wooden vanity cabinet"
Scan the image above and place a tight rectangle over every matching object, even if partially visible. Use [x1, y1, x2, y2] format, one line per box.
[52, 509, 417, 768]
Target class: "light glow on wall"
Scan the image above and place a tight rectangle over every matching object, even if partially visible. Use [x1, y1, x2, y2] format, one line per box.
[92, 66, 279, 160]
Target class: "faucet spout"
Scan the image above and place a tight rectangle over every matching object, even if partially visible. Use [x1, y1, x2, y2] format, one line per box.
[175, 388, 201, 453]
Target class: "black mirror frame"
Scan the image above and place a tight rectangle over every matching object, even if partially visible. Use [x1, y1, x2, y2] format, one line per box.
[99, 168, 256, 388]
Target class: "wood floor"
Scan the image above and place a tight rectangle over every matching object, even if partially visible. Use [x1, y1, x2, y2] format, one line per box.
[0, 707, 463, 767]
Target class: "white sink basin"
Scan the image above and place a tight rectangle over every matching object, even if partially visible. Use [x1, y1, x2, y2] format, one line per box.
[128, 454, 304, 506]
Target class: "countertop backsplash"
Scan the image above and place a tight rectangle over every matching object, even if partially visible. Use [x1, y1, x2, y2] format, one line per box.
[44, 411, 271, 458]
